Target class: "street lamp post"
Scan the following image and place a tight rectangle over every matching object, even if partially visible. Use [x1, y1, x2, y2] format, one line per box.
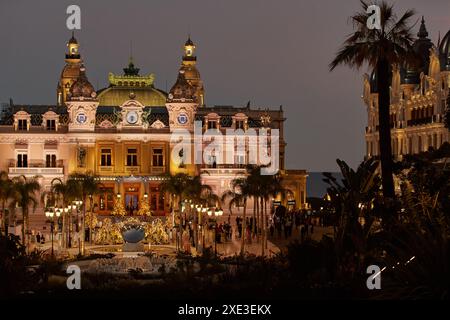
[45, 207, 61, 258]
[68, 204, 77, 248]
[63, 206, 69, 249]
[195, 205, 202, 251]
[201, 207, 207, 249]
[73, 200, 83, 255]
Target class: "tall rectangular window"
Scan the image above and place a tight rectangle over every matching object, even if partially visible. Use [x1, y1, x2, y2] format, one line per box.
[46, 119, 56, 131]
[17, 153, 28, 168]
[236, 120, 244, 130]
[46, 154, 57, 167]
[18, 119, 27, 131]
[235, 153, 245, 166]
[207, 121, 217, 129]
[101, 149, 112, 166]
[126, 148, 138, 166]
[152, 148, 164, 167]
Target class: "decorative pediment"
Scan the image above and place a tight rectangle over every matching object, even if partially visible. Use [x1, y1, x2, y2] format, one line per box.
[205, 112, 220, 120]
[120, 99, 145, 127]
[66, 100, 99, 132]
[43, 110, 58, 118]
[99, 120, 114, 128]
[120, 99, 145, 110]
[14, 139, 28, 148]
[150, 119, 165, 129]
[14, 110, 30, 118]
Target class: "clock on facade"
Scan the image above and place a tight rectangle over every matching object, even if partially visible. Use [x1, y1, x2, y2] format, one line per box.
[126, 111, 138, 124]
[177, 113, 188, 125]
[76, 113, 87, 124]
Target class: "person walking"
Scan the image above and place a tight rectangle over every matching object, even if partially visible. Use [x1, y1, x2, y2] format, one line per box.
[36, 232, 41, 244]
[182, 229, 191, 254]
[269, 220, 275, 238]
[246, 224, 252, 244]
[300, 225, 306, 242]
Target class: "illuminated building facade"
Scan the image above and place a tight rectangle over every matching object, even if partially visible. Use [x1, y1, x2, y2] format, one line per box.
[363, 18, 450, 159]
[0, 34, 307, 231]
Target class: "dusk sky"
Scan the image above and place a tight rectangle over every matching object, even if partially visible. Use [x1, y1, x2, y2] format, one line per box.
[0, 0, 449, 171]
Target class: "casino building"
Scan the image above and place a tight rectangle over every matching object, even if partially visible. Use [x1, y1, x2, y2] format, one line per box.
[0, 34, 307, 228]
[363, 18, 450, 159]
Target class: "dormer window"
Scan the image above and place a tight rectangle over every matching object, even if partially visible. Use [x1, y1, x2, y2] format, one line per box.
[205, 113, 220, 131]
[232, 113, 248, 130]
[46, 120, 56, 131]
[14, 110, 31, 131]
[207, 121, 217, 129]
[42, 110, 59, 131]
[18, 119, 27, 131]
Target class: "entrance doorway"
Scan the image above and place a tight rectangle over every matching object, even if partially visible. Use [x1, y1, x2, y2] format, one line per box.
[124, 184, 140, 215]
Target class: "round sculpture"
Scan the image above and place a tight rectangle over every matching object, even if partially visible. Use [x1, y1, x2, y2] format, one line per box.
[121, 224, 145, 243]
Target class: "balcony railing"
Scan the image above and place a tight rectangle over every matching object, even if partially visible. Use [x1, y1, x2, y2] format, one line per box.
[200, 165, 247, 175]
[8, 167, 64, 175]
[99, 166, 114, 172]
[407, 117, 432, 126]
[150, 166, 166, 174]
[125, 166, 140, 174]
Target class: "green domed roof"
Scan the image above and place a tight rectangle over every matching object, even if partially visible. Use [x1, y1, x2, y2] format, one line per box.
[97, 86, 167, 106]
[97, 59, 167, 106]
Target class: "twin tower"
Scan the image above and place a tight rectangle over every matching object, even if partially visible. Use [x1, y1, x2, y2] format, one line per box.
[56, 33, 205, 132]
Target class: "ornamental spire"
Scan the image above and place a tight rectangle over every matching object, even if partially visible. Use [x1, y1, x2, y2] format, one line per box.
[417, 16, 429, 39]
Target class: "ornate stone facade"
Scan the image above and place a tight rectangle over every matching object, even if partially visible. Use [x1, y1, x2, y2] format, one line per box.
[363, 19, 450, 159]
[0, 34, 307, 230]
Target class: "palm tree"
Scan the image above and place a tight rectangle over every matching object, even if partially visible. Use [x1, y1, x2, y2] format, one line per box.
[160, 173, 191, 251]
[260, 171, 285, 255]
[222, 177, 250, 255]
[183, 175, 215, 205]
[0, 171, 14, 236]
[69, 171, 103, 255]
[245, 165, 262, 240]
[50, 178, 80, 248]
[242, 165, 285, 255]
[330, 1, 417, 199]
[12, 175, 41, 247]
[183, 175, 217, 251]
[323, 158, 381, 271]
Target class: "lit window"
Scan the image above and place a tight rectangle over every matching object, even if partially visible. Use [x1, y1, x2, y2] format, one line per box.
[101, 149, 112, 166]
[17, 153, 28, 168]
[152, 148, 164, 167]
[126, 148, 138, 166]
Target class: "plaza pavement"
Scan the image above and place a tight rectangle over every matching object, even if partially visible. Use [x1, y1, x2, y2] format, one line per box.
[30, 226, 334, 259]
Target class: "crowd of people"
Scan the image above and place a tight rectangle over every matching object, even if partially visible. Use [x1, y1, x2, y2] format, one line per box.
[176, 207, 324, 254]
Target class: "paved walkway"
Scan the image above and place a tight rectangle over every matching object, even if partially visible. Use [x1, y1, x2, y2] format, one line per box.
[29, 236, 280, 259]
[205, 237, 280, 257]
[269, 225, 335, 253]
[27, 226, 335, 259]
